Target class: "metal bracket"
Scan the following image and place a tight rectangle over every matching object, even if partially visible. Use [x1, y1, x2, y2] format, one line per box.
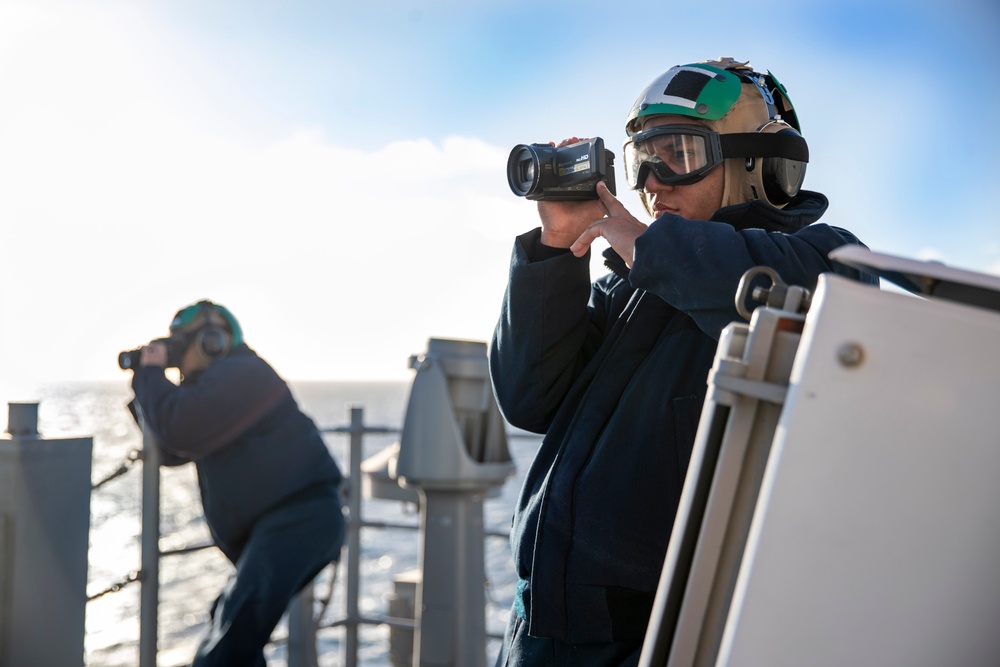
[711, 373, 788, 405]
[735, 266, 812, 321]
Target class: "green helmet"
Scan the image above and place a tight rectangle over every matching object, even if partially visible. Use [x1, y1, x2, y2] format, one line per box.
[625, 57, 807, 209]
[627, 62, 742, 135]
[626, 58, 801, 136]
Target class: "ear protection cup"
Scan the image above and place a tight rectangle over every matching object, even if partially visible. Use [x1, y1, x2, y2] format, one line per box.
[207, 302, 243, 348]
[195, 326, 231, 359]
[745, 120, 807, 207]
[176, 301, 235, 365]
[179, 325, 230, 370]
[190, 301, 234, 360]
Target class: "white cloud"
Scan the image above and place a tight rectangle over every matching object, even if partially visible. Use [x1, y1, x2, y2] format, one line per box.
[1, 118, 539, 390]
[0, 3, 550, 394]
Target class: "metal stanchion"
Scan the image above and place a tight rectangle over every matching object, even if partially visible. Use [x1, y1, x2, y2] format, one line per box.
[136, 406, 160, 667]
[345, 406, 364, 667]
[288, 585, 319, 667]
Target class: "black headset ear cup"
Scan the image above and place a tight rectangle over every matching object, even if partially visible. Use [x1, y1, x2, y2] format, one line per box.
[762, 154, 806, 206]
[755, 122, 807, 207]
[197, 327, 230, 358]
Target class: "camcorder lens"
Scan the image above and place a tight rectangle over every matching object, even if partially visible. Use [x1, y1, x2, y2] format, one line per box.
[507, 145, 541, 197]
[520, 159, 535, 184]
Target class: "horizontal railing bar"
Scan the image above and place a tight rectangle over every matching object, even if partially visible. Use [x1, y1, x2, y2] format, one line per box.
[160, 542, 214, 557]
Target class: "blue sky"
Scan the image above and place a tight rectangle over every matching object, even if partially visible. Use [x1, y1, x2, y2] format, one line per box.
[2, 0, 999, 401]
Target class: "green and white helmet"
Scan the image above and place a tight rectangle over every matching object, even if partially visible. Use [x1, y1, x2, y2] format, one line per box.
[625, 57, 807, 210]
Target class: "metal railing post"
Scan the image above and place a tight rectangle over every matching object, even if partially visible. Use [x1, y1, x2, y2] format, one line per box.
[287, 585, 318, 667]
[138, 409, 160, 667]
[345, 406, 363, 667]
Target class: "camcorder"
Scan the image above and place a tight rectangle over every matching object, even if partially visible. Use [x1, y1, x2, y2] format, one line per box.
[118, 337, 184, 370]
[507, 137, 616, 201]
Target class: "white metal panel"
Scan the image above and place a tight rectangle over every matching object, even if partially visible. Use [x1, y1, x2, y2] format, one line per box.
[719, 274, 1000, 667]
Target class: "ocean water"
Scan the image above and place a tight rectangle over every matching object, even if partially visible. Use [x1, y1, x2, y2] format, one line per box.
[21, 379, 538, 667]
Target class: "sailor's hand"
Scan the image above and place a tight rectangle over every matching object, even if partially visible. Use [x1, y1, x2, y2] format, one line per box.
[140, 341, 168, 367]
[536, 137, 609, 248]
[570, 182, 647, 267]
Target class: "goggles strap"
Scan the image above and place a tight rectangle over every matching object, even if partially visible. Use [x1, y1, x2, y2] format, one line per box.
[719, 133, 809, 162]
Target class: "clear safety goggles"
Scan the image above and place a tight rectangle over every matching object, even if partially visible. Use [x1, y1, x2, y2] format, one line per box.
[624, 123, 810, 190]
[623, 124, 725, 189]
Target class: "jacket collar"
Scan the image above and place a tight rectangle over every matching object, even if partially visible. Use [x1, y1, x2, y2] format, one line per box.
[710, 189, 828, 233]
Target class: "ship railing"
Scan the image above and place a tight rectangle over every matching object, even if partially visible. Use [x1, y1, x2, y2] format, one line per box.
[87, 404, 509, 667]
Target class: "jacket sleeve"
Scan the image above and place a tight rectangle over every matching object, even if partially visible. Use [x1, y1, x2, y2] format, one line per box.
[130, 351, 290, 460]
[489, 229, 614, 434]
[629, 216, 875, 340]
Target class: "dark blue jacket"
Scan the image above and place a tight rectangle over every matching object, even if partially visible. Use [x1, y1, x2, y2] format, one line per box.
[489, 191, 875, 643]
[131, 344, 343, 562]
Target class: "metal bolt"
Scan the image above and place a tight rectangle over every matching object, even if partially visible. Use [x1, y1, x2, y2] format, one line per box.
[836, 342, 865, 368]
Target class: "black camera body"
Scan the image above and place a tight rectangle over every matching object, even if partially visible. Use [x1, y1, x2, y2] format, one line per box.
[118, 337, 184, 370]
[507, 137, 616, 201]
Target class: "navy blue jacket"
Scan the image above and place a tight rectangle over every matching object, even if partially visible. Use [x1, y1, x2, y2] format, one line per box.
[131, 344, 343, 562]
[489, 191, 875, 643]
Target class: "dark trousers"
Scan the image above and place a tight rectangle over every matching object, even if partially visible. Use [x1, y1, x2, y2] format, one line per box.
[191, 487, 345, 667]
[495, 606, 643, 667]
